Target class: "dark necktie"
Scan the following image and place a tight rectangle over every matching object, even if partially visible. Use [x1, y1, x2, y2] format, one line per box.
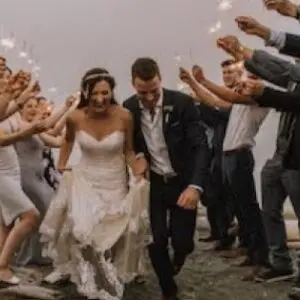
[149, 107, 156, 122]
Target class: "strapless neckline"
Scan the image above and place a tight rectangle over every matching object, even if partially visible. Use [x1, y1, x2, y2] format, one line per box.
[77, 130, 124, 144]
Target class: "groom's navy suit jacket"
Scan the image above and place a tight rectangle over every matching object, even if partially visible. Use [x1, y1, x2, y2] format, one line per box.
[123, 88, 210, 190]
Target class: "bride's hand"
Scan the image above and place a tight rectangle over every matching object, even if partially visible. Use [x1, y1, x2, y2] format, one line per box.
[132, 157, 148, 179]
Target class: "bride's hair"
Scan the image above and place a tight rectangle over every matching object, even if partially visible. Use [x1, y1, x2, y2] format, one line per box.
[78, 68, 118, 108]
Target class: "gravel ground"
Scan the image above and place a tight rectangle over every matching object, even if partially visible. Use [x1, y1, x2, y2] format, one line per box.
[1, 234, 293, 300]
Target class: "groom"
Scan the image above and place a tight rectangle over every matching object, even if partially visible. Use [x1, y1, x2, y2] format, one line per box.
[123, 58, 209, 300]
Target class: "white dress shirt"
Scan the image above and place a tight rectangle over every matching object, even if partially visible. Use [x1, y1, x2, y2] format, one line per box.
[139, 95, 174, 175]
[223, 104, 270, 152]
[139, 93, 203, 193]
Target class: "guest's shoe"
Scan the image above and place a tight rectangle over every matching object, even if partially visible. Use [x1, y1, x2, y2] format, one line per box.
[241, 265, 267, 282]
[0, 268, 21, 288]
[198, 235, 216, 243]
[0, 275, 20, 288]
[214, 235, 236, 251]
[221, 247, 246, 259]
[237, 257, 254, 267]
[255, 268, 295, 283]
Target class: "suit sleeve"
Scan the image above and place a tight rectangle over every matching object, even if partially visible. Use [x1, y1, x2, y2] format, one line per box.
[182, 97, 210, 190]
[280, 33, 300, 58]
[197, 103, 230, 128]
[244, 50, 292, 88]
[255, 87, 300, 112]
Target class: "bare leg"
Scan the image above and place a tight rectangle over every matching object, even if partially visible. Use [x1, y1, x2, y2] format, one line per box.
[0, 210, 39, 281]
[0, 221, 11, 254]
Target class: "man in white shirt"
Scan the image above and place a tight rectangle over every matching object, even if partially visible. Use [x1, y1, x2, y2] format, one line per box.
[179, 61, 270, 279]
[124, 57, 209, 300]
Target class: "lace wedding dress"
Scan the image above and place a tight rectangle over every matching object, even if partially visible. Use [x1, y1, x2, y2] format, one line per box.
[39, 130, 150, 300]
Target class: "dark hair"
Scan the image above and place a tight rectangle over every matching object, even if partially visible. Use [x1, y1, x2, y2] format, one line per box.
[78, 68, 117, 108]
[131, 57, 161, 81]
[221, 59, 236, 68]
[36, 96, 47, 103]
[5, 66, 12, 74]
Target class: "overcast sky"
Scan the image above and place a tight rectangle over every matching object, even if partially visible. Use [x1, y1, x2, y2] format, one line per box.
[0, 0, 299, 203]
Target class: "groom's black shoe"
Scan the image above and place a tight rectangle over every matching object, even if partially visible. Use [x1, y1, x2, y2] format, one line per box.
[198, 235, 216, 243]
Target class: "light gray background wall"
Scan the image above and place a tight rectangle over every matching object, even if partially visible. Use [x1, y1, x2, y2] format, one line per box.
[0, 0, 298, 209]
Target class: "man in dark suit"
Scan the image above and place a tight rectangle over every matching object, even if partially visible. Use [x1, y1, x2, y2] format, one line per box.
[123, 58, 209, 300]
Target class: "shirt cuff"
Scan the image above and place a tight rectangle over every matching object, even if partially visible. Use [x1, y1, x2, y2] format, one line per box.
[188, 184, 204, 194]
[265, 30, 286, 50]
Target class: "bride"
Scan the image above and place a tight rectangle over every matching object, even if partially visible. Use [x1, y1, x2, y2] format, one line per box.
[39, 68, 149, 300]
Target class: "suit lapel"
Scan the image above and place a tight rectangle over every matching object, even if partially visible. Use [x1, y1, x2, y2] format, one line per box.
[132, 95, 142, 127]
[131, 95, 149, 155]
[162, 89, 173, 137]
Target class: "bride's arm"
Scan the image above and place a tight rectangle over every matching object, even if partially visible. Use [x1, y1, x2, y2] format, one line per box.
[57, 113, 76, 172]
[123, 110, 147, 177]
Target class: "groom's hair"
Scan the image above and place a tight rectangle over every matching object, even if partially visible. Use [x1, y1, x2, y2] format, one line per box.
[131, 57, 161, 81]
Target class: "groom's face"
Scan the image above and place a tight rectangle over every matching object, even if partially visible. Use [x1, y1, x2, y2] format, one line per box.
[132, 75, 161, 109]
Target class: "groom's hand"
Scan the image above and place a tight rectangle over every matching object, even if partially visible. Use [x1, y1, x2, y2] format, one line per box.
[177, 186, 199, 210]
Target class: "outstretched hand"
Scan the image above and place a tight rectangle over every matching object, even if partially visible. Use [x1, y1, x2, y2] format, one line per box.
[192, 65, 206, 83]
[239, 78, 265, 97]
[179, 67, 193, 85]
[235, 16, 271, 41]
[263, 0, 298, 17]
[217, 36, 244, 60]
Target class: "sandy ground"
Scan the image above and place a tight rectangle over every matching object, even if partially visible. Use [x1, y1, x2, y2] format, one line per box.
[0, 230, 295, 300]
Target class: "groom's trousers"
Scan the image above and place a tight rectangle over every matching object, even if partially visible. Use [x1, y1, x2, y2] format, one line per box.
[148, 171, 197, 298]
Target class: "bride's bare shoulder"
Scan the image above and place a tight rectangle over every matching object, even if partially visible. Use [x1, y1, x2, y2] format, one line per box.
[67, 109, 84, 125]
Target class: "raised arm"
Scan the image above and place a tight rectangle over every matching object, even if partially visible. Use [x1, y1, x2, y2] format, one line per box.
[47, 96, 79, 136]
[0, 92, 14, 121]
[179, 67, 232, 109]
[0, 120, 46, 146]
[4, 81, 41, 119]
[191, 65, 253, 104]
[241, 78, 300, 112]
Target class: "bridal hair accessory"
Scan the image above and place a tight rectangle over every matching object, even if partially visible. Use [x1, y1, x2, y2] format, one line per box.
[81, 71, 113, 99]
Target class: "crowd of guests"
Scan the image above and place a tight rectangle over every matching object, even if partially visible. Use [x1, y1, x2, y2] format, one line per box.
[177, 1, 300, 299]
[1, 0, 300, 299]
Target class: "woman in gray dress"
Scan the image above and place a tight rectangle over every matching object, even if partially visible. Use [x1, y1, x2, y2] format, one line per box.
[0, 77, 49, 285]
[13, 97, 72, 266]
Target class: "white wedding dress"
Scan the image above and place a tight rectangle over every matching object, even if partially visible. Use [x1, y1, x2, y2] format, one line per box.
[40, 130, 150, 300]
